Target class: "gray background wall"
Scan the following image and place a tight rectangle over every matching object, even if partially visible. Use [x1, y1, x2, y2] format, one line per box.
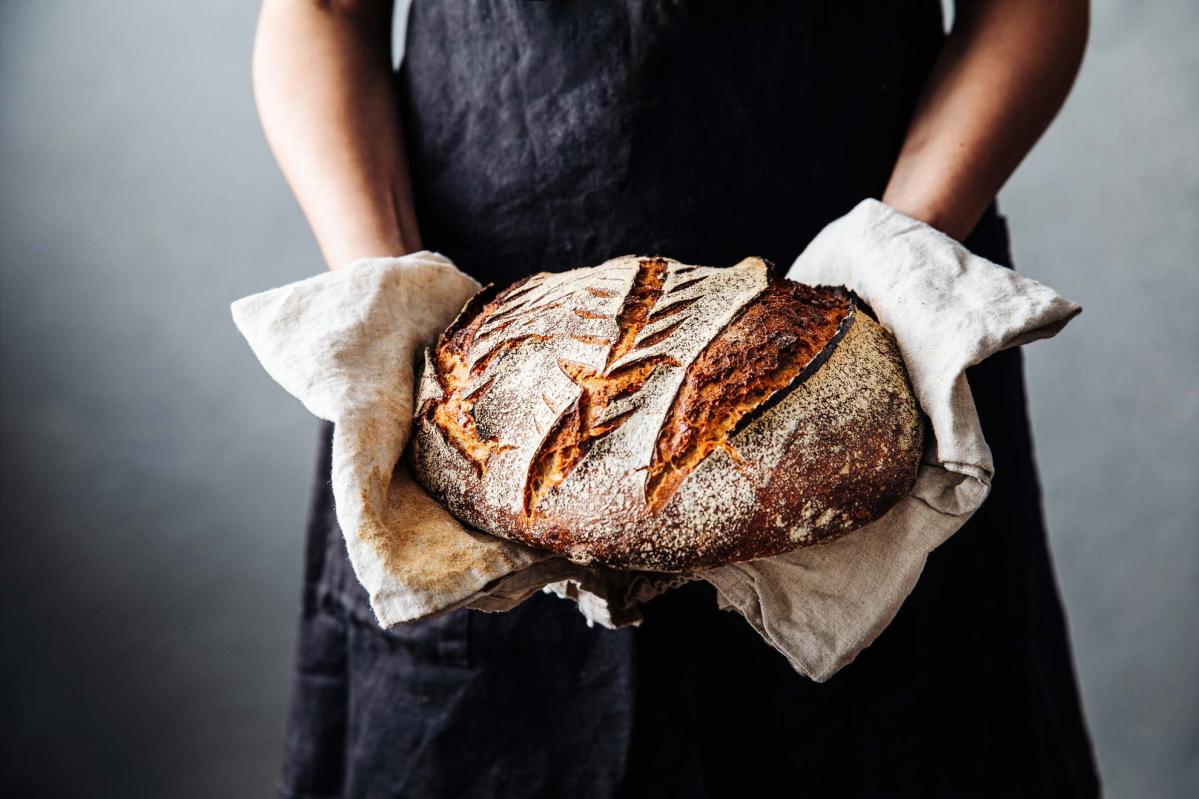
[1, 1, 1194, 796]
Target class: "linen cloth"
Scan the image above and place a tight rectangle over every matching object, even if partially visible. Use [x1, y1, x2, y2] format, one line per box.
[233, 199, 1079, 681]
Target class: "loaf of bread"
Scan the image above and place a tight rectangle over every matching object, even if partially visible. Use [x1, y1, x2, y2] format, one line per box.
[409, 256, 923, 572]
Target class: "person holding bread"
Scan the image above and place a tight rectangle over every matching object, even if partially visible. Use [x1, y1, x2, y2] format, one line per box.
[253, 1, 1099, 796]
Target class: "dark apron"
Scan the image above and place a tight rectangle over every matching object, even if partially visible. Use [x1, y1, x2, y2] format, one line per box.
[279, 2, 1100, 796]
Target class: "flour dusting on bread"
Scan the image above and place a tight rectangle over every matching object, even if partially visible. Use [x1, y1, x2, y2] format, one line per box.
[410, 255, 922, 571]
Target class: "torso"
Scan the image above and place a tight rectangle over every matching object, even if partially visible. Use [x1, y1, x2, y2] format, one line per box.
[396, 0, 945, 283]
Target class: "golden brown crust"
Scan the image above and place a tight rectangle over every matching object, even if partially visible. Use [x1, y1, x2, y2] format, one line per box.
[524, 259, 675, 517]
[410, 256, 922, 572]
[645, 280, 852, 508]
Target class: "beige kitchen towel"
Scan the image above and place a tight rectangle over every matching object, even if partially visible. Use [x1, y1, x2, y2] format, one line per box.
[232, 200, 1079, 681]
[704, 199, 1081, 680]
[232, 253, 547, 622]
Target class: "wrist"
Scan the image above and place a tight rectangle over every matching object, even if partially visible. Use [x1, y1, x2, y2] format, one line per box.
[320, 226, 421, 272]
[879, 191, 982, 243]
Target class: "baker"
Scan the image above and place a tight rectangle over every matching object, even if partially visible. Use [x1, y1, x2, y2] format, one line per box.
[252, 1, 1099, 796]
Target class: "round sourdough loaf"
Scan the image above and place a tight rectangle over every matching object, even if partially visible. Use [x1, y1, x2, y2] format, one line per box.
[409, 255, 923, 572]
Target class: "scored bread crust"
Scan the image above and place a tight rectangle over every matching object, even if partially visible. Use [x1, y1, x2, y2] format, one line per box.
[409, 255, 923, 572]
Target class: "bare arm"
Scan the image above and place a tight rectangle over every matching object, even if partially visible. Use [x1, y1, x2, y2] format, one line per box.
[252, 0, 421, 270]
[882, 0, 1089, 241]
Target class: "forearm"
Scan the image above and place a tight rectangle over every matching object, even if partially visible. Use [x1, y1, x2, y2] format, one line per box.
[883, 0, 1089, 240]
[252, 0, 421, 270]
